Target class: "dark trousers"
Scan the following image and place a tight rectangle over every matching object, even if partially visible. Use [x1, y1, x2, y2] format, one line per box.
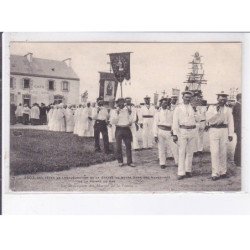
[23, 114, 29, 125]
[94, 120, 109, 153]
[40, 115, 47, 125]
[234, 132, 241, 166]
[115, 127, 133, 164]
[17, 116, 23, 124]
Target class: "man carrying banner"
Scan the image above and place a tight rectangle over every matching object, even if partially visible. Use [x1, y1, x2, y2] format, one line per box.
[139, 96, 156, 149]
[92, 97, 110, 154]
[172, 91, 198, 180]
[154, 98, 178, 169]
[110, 98, 135, 167]
[206, 91, 234, 180]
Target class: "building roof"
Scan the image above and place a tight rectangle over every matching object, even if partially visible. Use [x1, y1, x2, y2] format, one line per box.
[10, 54, 80, 81]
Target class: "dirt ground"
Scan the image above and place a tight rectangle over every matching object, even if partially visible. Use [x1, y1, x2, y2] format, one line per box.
[10, 145, 241, 192]
[9, 125, 241, 192]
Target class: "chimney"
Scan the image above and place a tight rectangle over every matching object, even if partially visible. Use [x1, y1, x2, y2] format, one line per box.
[24, 52, 33, 63]
[63, 58, 71, 67]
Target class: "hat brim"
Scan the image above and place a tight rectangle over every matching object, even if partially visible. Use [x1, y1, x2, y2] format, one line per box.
[217, 94, 229, 97]
[182, 91, 193, 96]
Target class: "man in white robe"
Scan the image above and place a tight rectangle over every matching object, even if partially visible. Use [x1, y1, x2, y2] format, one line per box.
[57, 103, 66, 132]
[30, 103, 40, 125]
[47, 105, 54, 130]
[15, 103, 23, 123]
[78, 104, 89, 137]
[84, 102, 93, 137]
[65, 105, 74, 132]
[73, 105, 80, 134]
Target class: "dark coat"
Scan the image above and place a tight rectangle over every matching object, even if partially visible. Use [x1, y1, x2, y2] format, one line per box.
[232, 102, 241, 134]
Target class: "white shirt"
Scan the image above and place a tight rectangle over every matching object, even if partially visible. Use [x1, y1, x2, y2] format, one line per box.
[30, 106, 40, 119]
[196, 106, 207, 122]
[206, 105, 234, 136]
[15, 106, 23, 116]
[22, 107, 30, 115]
[110, 107, 134, 127]
[172, 103, 197, 135]
[153, 108, 174, 137]
[92, 106, 109, 121]
[139, 105, 156, 123]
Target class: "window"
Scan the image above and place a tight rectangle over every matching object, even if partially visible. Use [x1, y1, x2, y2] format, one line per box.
[10, 77, 14, 89]
[49, 80, 55, 90]
[54, 95, 64, 104]
[23, 78, 30, 89]
[62, 81, 69, 91]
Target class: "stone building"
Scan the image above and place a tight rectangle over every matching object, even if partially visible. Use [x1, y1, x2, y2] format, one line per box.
[10, 53, 80, 106]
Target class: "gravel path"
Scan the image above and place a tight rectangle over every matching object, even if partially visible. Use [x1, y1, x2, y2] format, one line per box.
[10, 146, 241, 192]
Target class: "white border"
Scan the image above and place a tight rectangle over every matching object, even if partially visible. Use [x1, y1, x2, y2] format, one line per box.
[2, 32, 250, 214]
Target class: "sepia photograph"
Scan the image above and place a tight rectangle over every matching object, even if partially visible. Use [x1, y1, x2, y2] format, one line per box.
[7, 39, 241, 192]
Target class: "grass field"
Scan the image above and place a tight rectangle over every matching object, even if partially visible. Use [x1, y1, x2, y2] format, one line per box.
[10, 129, 116, 175]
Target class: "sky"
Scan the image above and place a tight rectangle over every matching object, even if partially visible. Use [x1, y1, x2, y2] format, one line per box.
[10, 42, 241, 104]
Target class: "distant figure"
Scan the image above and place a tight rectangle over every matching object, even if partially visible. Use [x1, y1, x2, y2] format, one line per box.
[84, 102, 93, 137]
[57, 103, 66, 132]
[10, 104, 17, 125]
[51, 105, 59, 131]
[40, 103, 47, 125]
[232, 93, 241, 166]
[30, 103, 40, 125]
[77, 104, 89, 137]
[73, 105, 81, 134]
[65, 105, 74, 132]
[139, 96, 156, 149]
[47, 105, 54, 130]
[22, 104, 30, 125]
[15, 103, 23, 123]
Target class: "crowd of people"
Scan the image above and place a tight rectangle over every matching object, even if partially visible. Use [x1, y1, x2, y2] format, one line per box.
[10, 102, 49, 126]
[10, 90, 241, 181]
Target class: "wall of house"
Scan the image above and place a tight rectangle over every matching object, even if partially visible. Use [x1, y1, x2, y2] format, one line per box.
[10, 74, 80, 106]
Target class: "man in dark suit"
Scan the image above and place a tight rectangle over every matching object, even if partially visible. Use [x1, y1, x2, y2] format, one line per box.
[232, 93, 241, 166]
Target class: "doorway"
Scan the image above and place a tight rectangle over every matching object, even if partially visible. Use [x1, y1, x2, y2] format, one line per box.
[23, 94, 31, 107]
